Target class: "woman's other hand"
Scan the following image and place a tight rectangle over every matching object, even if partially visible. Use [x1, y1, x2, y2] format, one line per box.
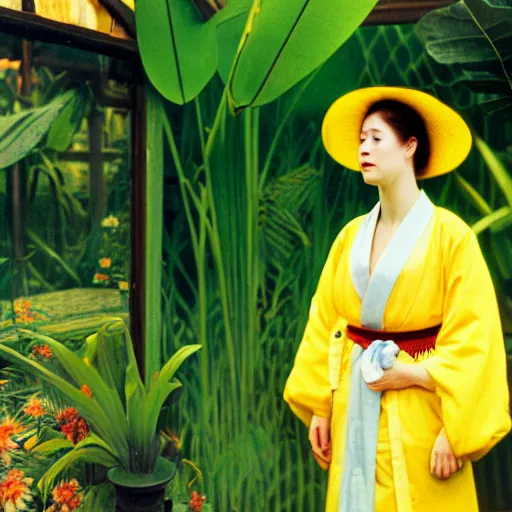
[430, 428, 462, 480]
[309, 415, 331, 464]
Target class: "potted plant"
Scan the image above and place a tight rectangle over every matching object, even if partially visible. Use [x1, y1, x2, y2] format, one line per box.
[0, 318, 201, 512]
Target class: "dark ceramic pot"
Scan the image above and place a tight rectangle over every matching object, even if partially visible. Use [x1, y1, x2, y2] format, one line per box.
[107, 457, 177, 512]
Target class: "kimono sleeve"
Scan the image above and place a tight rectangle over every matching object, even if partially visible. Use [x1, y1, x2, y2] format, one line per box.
[421, 229, 511, 461]
[283, 227, 346, 428]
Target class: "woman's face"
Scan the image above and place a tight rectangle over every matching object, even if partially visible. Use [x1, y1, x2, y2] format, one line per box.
[358, 112, 414, 186]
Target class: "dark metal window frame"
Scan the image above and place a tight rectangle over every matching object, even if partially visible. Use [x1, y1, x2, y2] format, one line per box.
[0, 0, 455, 375]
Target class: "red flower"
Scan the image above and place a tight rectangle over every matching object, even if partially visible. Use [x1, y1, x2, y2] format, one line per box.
[189, 491, 206, 512]
[31, 344, 52, 359]
[57, 408, 89, 445]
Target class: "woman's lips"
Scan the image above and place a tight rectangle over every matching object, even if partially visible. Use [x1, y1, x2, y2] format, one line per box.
[361, 163, 375, 168]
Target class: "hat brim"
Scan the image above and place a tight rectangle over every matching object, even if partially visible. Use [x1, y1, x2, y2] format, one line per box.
[321, 86, 472, 179]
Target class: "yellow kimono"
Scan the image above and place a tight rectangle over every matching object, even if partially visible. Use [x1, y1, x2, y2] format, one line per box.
[283, 190, 511, 512]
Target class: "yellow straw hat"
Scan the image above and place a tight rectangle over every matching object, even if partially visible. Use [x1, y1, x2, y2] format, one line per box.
[321, 86, 472, 179]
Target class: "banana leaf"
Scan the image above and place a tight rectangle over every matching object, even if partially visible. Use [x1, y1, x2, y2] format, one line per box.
[0, 89, 77, 169]
[226, 0, 379, 111]
[416, 0, 512, 118]
[135, 0, 251, 104]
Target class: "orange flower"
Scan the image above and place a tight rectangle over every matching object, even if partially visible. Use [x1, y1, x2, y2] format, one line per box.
[0, 418, 23, 466]
[31, 344, 52, 359]
[80, 385, 93, 399]
[23, 398, 46, 418]
[99, 257, 112, 269]
[57, 408, 89, 445]
[0, 380, 8, 387]
[93, 273, 110, 283]
[189, 490, 207, 512]
[0, 469, 33, 512]
[46, 479, 82, 511]
[0, 59, 21, 71]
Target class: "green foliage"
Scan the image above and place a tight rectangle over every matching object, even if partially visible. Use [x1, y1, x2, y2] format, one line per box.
[0, 319, 200, 498]
[135, 0, 252, 104]
[416, 0, 512, 118]
[0, 90, 77, 169]
[227, 0, 379, 111]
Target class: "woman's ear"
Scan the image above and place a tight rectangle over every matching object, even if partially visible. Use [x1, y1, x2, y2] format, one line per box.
[405, 136, 418, 159]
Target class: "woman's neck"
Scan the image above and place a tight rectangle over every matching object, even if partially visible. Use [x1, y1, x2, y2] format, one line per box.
[377, 174, 421, 227]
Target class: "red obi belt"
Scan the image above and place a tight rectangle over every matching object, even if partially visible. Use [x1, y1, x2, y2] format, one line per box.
[346, 324, 441, 358]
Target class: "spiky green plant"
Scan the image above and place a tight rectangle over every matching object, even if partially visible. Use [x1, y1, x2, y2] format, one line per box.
[0, 319, 200, 498]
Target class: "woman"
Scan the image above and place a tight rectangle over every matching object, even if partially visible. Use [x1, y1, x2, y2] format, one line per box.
[283, 86, 511, 512]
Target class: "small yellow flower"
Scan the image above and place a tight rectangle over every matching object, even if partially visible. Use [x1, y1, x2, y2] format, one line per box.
[99, 258, 112, 269]
[118, 281, 129, 291]
[0, 380, 8, 387]
[101, 215, 120, 228]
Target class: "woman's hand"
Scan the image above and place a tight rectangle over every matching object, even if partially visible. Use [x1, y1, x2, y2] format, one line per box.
[367, 361, 413, 392]
[309, 415, 331, 464]
[367, 361, 436, 392]
[430, 428, 462, 480]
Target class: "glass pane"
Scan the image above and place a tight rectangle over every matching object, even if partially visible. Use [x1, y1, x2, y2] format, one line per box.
[0, 34, 134, 343]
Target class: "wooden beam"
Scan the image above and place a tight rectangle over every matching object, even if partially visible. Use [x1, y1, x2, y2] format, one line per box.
[0, 6, 139, 64]
[363, 0, 456, 25]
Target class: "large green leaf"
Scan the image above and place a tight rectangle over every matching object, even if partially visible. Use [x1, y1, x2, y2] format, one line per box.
[416, 0, 512, 118]
[226, 0, 379, 111]
[0, 89, 77, 168]
[136, 0, 216, 104]
[46, 85, 91, 152]
[136, 1, 251, 105]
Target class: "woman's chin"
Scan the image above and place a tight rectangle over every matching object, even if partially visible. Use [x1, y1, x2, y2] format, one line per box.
[361, 171, 380, 185]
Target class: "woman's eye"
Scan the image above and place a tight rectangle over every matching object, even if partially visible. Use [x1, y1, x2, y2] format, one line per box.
[360, 138, 366, 143]
[373, 137, 381, 141]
